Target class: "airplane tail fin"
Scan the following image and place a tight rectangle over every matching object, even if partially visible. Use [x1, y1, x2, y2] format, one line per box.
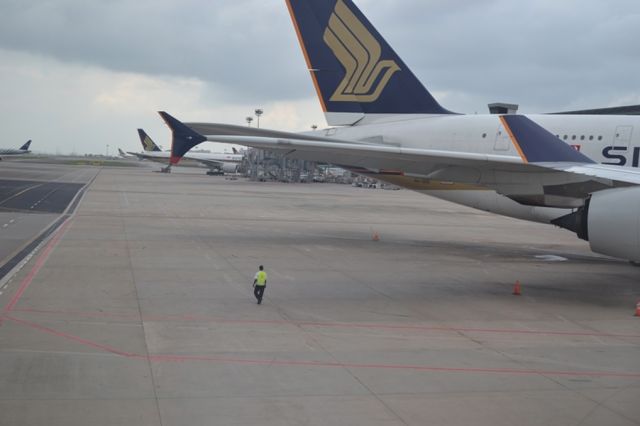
[118, 148, 128, 158]
[158, 111, 207, 165]
[286, 0, 454, 125]
[137, 129, 162, 152]
[232, 147, 238, 155]
[20, 140, 32, 151]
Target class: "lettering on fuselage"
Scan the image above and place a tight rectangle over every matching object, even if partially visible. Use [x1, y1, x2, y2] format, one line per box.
[602, 146, 640, 167]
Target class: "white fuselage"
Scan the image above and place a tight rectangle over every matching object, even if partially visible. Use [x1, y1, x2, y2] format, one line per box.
[186, 152, 244, 163]
[320, 114, 639, 224]
[137, 151, 244, 167]
[0, 148, 30, 156]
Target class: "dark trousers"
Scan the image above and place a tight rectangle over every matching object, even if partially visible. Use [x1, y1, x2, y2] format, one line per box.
[254, 285, 266, 303]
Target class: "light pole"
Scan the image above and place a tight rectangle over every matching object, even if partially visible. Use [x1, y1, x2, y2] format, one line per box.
[106, 144, 109, 157]
[255, 108, 263, 128]
[246, 116, 253, 127]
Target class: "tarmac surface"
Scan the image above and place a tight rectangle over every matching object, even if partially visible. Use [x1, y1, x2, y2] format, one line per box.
[1, 164, 639, 426]
[0, 163, 98, 280]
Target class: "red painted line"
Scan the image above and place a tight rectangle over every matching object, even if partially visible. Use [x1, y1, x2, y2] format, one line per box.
[145, 353, 640, 379]
[3, 315, 138, 358]
[292, 322, 640, 339]
[12, 307, 640, 339]
[14, 308, 141, 320]
[4, 315, 640, 379]
[3, 218, 73, 314]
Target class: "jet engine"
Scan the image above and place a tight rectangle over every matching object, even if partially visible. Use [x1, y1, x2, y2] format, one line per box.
[222, 163, 239, 174]
[552, 187, 640, 262]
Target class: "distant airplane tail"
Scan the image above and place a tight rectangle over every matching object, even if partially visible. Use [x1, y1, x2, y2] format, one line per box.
[286, 0, 454, 125]
[20, 140, 32, 151]
[118, 148, 128, 158]
[137, 129, 162, 152]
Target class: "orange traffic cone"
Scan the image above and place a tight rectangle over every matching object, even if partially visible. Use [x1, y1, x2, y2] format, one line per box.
[372, 231, 380, 241]
[635, 301, 640, 317]
[512, 280, 522, 296]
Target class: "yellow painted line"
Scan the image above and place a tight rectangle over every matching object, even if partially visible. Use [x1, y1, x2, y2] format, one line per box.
[360, 173, 486, 191]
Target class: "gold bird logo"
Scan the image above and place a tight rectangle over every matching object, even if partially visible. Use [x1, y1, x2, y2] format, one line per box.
[143, 136, 155, 151]
[323, 0, 400, 102]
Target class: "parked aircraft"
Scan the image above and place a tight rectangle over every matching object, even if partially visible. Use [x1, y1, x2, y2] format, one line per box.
[128, 129, 244, 175]
[118, 148, 134, 158]
[160, 0, 640, 262]
[137, 129, 162, 152]
[0, 140, 32, 159]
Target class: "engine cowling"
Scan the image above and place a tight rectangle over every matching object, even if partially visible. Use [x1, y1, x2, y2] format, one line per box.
[587, 187, 640, 262]
[222, 162, 239, 174]
[553, 187, 640, 262]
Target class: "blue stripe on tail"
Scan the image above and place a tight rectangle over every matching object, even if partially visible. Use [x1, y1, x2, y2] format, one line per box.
[286, 0, 453, 115]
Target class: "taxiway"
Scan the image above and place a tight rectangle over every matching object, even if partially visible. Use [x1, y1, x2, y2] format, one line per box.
[0, 165, 638, 426]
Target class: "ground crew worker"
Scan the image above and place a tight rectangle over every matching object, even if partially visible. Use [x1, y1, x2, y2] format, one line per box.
[253, 265, 267, 304]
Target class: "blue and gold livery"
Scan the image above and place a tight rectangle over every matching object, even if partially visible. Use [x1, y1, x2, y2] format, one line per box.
[285, 0, 452, 115]
[323, 0, 400, 103]
[19, 140, 32, 151]
[137, 129, 163, 152]
[500, 115, 596, 164]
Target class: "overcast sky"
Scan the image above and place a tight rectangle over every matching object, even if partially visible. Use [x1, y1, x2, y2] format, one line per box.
[1, 0, 639, 155]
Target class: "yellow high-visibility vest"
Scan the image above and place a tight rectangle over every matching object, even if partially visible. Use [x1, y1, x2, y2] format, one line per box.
[255, 271, 267, 286]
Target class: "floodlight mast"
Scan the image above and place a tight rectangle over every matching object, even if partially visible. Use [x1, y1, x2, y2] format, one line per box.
[255, 108, 263, 128]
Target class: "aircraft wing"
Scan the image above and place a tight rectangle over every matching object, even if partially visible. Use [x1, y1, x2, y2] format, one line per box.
[159, 111, 640, 207]
[533, 163, 640, 186]
[195, 132, 640, 203]
[161, 111, 524, 169]
[190, 133, 525, 169]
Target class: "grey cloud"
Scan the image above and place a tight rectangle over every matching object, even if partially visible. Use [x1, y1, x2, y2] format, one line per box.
[0, 0, 310, 104]
[368, 0, 640, 111]
[0, 0, 639, 113]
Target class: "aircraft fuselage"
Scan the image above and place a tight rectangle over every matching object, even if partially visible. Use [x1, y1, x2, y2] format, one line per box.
[314, 114, 640, 225]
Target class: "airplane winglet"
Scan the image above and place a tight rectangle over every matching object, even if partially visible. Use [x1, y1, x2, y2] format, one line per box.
[500, 115, 596, 164]
[158, 111, 207, 165]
